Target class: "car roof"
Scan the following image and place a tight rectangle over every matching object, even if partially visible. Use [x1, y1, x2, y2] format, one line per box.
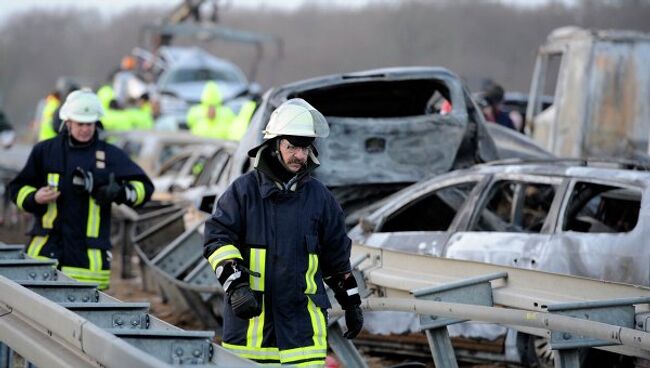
[443, 159, 650, 185]
[363, 159, 650, 223]
[158, 46, 247, 81]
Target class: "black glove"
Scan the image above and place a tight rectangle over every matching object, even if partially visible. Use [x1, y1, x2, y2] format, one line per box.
[325, 272, 362, 310]
[343, 306, 364, 339]
[92, 173, 126, 206]
[216, 260, 262, 320]
[72, 167, 94, 194]
[325, 272, 364, 339]
[229, 283, 262, 320]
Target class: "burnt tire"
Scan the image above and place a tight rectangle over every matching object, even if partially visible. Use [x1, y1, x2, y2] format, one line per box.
[521, 334, 632, 368]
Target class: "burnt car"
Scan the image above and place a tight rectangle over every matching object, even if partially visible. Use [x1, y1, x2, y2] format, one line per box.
[104, 130, 225, 176]
[350, 159, 648, 286]
[152, 143, 235, 197]
[349, 159, 649, 366]
[205, 67, 552, 218]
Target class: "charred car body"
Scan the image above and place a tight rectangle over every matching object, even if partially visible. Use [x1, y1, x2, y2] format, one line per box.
[350, 160, 648, 286]
[204, 67, 552, 218]
[349, 159, 649, 365]
[349, 160, 650, 367]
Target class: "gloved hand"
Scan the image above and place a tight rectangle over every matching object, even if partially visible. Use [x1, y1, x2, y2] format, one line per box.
[325, 272, 364, 339]
[229, 283, 262, 320]
[72, 167, 94, 194]
[93, 173, 126, 206]
[216, 260, 262, 320]
[343, 305, 364, 339]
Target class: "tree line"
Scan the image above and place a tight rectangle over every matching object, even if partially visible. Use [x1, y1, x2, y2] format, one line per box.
[1, 0, 649, 135]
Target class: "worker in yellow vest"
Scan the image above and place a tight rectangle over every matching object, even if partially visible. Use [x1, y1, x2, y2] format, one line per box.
[38, 78, 79, 141]
[101, 100, 133, 132]
[37, 93, 61, 141]
[188, 82, 235, 139]
[125, 94, 153, 130]
[96, 85, 114, 111]
[228, 99, 257, 140]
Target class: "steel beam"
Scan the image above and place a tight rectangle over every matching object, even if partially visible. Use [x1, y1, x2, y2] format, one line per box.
[356, 298, 650, 351]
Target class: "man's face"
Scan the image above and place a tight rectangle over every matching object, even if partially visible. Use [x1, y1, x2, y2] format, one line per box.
[207, 105, 216, 120]
[278, 138, 310, 173]
[67, 120, 96, 142]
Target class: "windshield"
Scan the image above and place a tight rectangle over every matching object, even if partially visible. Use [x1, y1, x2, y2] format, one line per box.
[166, 67, 243, 84]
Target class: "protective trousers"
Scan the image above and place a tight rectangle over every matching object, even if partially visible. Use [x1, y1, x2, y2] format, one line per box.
[27, 236, 111, 289]
[221, 293, 328, 367]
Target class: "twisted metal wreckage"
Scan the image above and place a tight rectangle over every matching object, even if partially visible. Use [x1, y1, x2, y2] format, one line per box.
[2, 202, 650, 367]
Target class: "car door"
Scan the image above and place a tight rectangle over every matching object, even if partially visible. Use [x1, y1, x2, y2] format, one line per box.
[540, 178, 648, 285]
[444, 173, 563, 270]
[360, 176, 483, 256]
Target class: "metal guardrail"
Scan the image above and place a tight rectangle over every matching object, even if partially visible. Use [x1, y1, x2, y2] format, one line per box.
[120, 208, 650, 368]
[350, 245, 650, 367]
[112, 201, 186, 280]
[0, 242, 255, 368]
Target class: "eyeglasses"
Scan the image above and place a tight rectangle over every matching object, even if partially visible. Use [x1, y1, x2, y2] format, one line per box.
[281, 140, 311, 155]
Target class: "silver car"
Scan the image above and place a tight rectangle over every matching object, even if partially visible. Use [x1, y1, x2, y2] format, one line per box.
[155, 46, 252, 121]
[350, 160, 648, 287]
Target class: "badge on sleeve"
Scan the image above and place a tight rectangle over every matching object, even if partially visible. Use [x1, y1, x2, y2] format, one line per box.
[96, 150, 106, 169]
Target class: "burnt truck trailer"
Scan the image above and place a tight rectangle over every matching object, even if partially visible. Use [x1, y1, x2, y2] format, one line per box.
[527, 26, 650, 160]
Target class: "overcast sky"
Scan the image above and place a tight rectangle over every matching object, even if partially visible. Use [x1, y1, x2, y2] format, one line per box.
[0, 0, 565, 25]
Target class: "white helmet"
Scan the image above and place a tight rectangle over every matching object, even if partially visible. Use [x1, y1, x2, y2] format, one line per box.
[262, 98, 329, 139]
[59, 88, 104, 123]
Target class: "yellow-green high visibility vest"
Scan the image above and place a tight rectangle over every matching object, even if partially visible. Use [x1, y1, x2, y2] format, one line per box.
[38, 95, 60, 141]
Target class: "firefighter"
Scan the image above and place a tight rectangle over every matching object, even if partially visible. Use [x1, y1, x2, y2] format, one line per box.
[9, 89, 153, 290]
[204, 98, 363, 366]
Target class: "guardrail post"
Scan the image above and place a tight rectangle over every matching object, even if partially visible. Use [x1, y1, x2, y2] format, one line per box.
[548, 296, 650, 368]
[412, 272, 508, 368]
[554, 349, 581, 368]
[121, 219, 135, 279]
[327, 322, 367, 368]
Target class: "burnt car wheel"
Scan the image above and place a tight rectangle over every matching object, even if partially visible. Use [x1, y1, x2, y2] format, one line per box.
[529, 335, 555, 368]
[523, 334, 633, 368]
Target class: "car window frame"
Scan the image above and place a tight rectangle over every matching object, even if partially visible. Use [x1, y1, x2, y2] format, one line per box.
[158, 151, 193, 177]
[466, 172, 564, 235]
[374, 173, 486, 234]
[555, 177, 646, 234]
[194, 148, 232, 187]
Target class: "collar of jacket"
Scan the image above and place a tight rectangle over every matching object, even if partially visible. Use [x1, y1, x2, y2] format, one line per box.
[65, 129, 99, 149]
[253, 144, 319, 198]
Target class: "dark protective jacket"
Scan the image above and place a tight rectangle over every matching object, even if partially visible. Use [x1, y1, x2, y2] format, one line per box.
[9, 133, 153, 281]
[203, 146, 351, 365]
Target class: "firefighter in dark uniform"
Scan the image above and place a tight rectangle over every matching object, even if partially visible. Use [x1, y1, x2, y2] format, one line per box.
[10, 89, 153, 289]
[204, 98, 364, 366]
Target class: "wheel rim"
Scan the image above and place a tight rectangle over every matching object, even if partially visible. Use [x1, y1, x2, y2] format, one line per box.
[533, 336, 555, 368]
